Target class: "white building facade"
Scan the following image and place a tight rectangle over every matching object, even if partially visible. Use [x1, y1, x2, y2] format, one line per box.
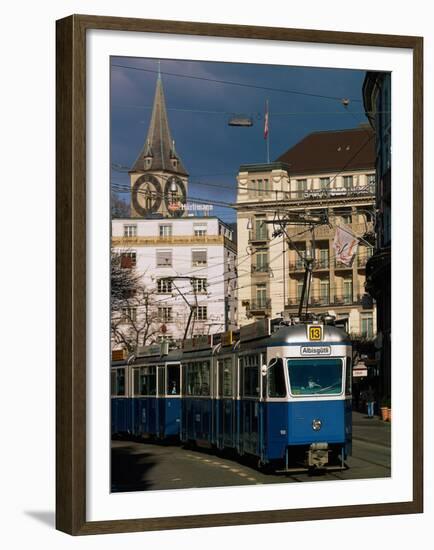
[112, 217, 237, 349]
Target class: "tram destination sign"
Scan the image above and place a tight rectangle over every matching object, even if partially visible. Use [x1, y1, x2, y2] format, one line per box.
[300, 345, 331, 356]
[307, 324, 323, 341]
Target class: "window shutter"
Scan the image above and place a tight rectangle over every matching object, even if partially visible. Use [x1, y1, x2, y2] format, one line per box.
[192, 250, 207, 264]
[157, 250, 172, 266]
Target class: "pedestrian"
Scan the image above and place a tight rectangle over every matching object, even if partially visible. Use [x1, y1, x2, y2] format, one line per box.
[366, 385, 375, 418]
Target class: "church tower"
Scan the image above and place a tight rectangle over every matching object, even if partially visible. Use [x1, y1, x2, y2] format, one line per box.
[129, 69, 188, 218]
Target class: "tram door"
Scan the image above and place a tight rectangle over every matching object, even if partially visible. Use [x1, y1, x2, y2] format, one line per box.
[241, 354, 261, 455]
[218, 357, 235, 448]
[157, 365, 166, 438]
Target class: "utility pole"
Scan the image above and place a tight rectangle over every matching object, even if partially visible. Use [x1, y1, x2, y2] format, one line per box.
[160, 276, 199, 341]
[263, 210, 329, 318]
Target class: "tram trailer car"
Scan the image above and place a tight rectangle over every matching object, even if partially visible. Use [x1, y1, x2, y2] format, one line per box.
[111, 346, 182, 440]
[181, 319, 352, 472]
[111, 318, 352, 472]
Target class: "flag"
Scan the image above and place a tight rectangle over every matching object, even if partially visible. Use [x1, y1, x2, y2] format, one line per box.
[333, 226, 359, 266]
[264, 100, 269, 140]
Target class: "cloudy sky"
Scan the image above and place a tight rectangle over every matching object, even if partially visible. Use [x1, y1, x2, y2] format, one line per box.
[111, 57, 369, 223]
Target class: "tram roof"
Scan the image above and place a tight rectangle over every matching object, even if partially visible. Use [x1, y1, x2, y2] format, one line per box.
[275, 323, 349, 343]
[239, 322, 350, 351]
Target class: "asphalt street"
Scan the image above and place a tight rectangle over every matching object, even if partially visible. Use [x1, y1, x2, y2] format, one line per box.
[111, 412, 391, 492]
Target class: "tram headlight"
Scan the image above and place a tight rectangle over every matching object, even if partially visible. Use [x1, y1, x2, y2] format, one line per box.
[312, 419, 322, 431]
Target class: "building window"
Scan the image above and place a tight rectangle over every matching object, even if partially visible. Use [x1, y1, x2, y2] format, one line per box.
[120, 252, 136, 268]
[254, 218, 268, 240]
[197, 306, 208, 320]
[256, 284, 267, 308]
[320, 280, 330, 304]
[320, 177, 330, 190]
[358, 246, 374, 267]
[192, 278, 207, 293]
[368, 174, 376, 187]
[192, 249, 207, 266]
[295, 249, 308, 270]
[296, 281, 304, 300]
[159, 224, 172, 237]
[158, 307, 173, 322]
[343, 278, 353, 304]
[157, 278, 172, 294]
[123, 224, 137, 237]
[194, 224, 207, 236]
[254, 251, 268, 272]
[361, 314, 374, 338]
[337, 209, 352, 224]
[121, 307, 137, 323]
[254, 178, 270, 196]
[296, 179, 307, 198]
[317, 248, 329, 269]
[342, 175, 353, 189]
[156, 249, 172, 267]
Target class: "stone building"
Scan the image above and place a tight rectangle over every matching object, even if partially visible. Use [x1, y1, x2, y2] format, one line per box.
[234, 127, 377, 340]
[363, 72, 392, 403]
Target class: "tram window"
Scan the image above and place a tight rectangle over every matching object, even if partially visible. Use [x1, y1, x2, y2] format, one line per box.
[243, 356, 259, 397]
[186, 361, 210, 396]
[287, 359, 343, 396]
[268, 358, 286, 398]
[218, 358, 233, 397]
[223, 358, 233, 397]
[111, 368, 126, 396]
[345, 357, 352, 395]
[167, 365, 180, 395]
[157, 366, 165, 396]
[133, 367, 156, 396]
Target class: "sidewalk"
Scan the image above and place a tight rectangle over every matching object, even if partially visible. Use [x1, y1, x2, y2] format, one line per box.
[352, 411, 391, 447]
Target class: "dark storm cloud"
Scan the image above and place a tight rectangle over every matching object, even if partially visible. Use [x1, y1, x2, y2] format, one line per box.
[111, 57, 368, 223]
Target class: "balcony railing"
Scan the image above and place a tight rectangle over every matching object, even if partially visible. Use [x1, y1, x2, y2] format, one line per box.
[247, 299, 272, 313]
[237, 184, 376, 205]
[249, 230, 269, 243]
[288, 222, 374, 242]
[251, 264, 269, 274]
[357, 254, 373, 268]
[301, 184, 376, 200]
[288, 260, 307, 272]
[286, 294, 368, 309]
[316, 258, 329, 269]
[335, 260, 353, 269]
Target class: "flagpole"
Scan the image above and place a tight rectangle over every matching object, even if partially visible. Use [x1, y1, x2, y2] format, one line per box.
[266, 99, 270, 163]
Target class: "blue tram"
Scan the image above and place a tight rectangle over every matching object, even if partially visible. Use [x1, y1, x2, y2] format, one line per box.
[111, 343, 182, 440]
[111, 317, 352, 472]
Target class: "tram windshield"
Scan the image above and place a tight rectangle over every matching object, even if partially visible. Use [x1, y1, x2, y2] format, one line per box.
[287, 358, 343, 396]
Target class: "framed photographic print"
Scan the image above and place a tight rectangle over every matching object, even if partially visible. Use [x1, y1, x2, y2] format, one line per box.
[56, 14, 423, 535]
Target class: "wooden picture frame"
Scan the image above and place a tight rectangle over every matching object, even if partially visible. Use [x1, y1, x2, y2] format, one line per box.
[56, 14, 423, 535]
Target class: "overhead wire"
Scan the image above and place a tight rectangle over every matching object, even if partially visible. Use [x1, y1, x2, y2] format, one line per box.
[111, 63, 364, 103]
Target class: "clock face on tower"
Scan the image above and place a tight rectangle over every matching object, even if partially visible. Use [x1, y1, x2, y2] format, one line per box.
[164, 176, 187, 217]
[132, 174, 162, 217]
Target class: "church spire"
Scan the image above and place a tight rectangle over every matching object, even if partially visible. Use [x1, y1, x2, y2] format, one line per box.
[130, 66, 188, 176]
